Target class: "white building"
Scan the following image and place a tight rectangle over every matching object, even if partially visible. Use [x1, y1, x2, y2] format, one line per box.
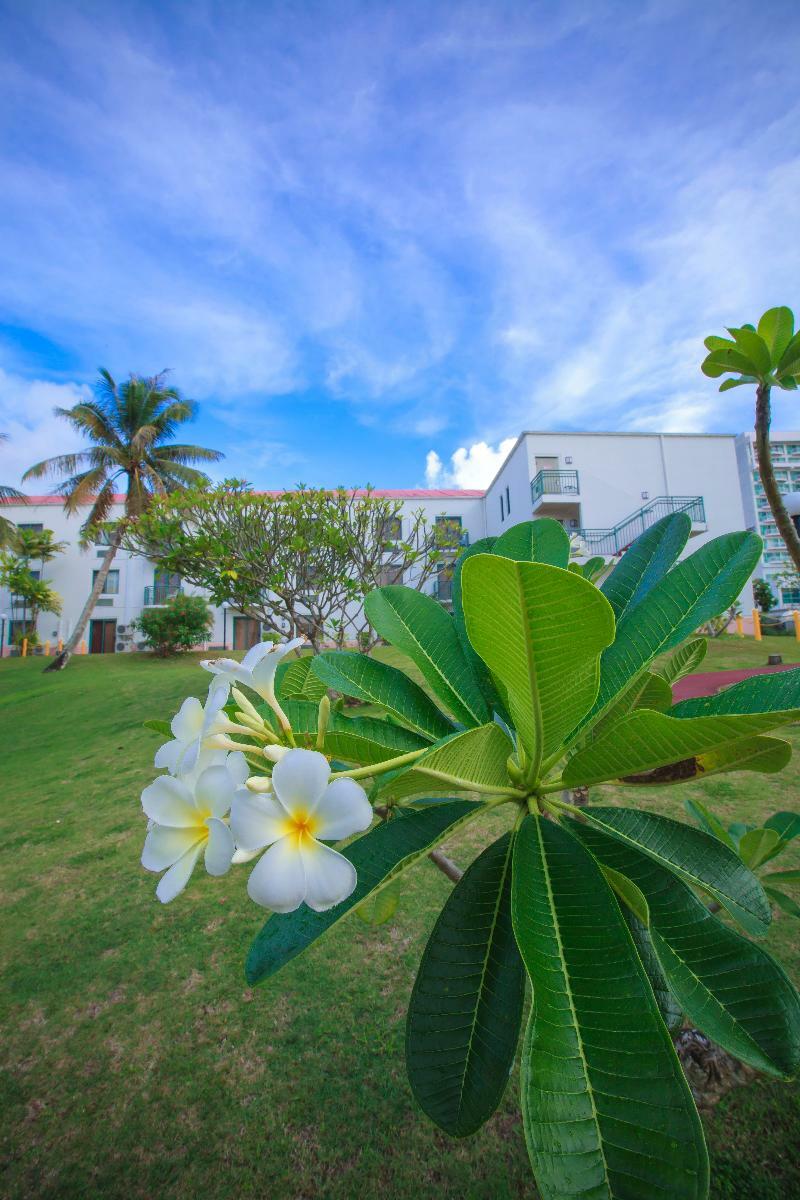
[0, 428, 772, 655]
[735, 432, 800, 606]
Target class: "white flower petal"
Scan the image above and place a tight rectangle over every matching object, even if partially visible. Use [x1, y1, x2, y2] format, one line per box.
[141, 776, 198, 827]
[201, 657, 241, 678]
[301, 840, 358, 912]
[154, 739, 183, 773]
[195, 765, 237, 818]
[240, 641, 274, 673]
[204, 818, 235, 876]
[225, 751, 250, 787]
[181, 738, 201, 774]
[247, 836, 307, 911]
[170, 696, 204, 742]
[271, 748, 331, 815]
[231, 790, 288, 850]
[142, 825, 202, 871]
[232, 846, 261, 864]
[156, 840, 204, 903]
[314, 778, 373, 841]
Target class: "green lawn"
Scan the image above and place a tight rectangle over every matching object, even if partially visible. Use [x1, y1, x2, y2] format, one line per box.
[1, 647, 799, 1199]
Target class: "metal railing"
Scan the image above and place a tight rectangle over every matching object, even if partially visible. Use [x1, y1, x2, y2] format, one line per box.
[531, 469, 580, 503]
[578, 496, 706, 557]
[143, 584, 183, 606]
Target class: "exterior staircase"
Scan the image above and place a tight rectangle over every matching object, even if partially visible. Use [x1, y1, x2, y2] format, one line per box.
[577, 495, 706, 557]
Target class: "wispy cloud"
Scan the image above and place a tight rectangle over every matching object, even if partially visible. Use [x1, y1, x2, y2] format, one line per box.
[426, 438, 517, 489]
[0, 369, 89, 489]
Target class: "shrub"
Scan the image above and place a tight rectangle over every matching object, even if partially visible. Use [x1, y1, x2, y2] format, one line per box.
[134, 593, 212, 656]
[753, 578, 777, 612]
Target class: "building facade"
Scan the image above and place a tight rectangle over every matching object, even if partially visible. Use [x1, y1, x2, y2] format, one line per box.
[735, 432, 800, 606]
[0, 428, 781, 655]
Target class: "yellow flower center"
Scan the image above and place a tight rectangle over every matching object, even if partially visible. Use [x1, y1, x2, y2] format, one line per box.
[283, 808, 320, 845]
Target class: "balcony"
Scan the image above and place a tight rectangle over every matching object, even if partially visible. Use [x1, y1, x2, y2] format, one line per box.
[531, 469, 580, 510]
[143, 584, 183, 606]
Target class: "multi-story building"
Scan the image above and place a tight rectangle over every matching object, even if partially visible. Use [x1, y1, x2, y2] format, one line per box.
[0, 428, 780, 655]
[735, 432, 800, 606]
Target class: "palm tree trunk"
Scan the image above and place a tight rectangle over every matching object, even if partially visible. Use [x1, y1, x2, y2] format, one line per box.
[755, 383, 800, 574]
[45, 529, 123, 672]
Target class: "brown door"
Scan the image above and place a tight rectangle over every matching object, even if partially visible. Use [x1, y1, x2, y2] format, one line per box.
[233, 617, 261, 651]
[89, 619, 117, 653]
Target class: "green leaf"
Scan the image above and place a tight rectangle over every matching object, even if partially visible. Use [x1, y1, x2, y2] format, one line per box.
[757, 306, 794, 363]
[764, 887, 800, 918]
[246, 801, 484, 984]
[493, 518, 570, 568]
[703, 346, 762, 377]
[271, 698, 430, 766]
[764, 867, 800, 883]
[719, 377, 755, 391]
[450, 537, 508, 720]
[365, 585, 489, 727]
[683, 798, 737, 850]
[600, 512, 690, 623]
[565, 711, 794, 788]
[671, 667, 800, 719]
[592, 671, 672, 738]
[571, 822, 800, 1078]
[355, 879, 402, 925]
[764, 811, 800, 841]
[406, 832, 525, 1137]
[727, 326, 772, 374]
[623, 908, 683, 1034]
[777, 331, 800, 379]
[593, 531, 762, 718]
[738, 828, 783, 870]
[575, 806, 771, 937]
[143, 718, 172, 737]
[512, 816, 707, 1200]
[381, 722, 515, 803]
[274, 655, 328, 703]
[704, 334, 737, 352]
[656, 637, 707, 685]
[311, 652, 454, 741]
[462, 555, 614, 773]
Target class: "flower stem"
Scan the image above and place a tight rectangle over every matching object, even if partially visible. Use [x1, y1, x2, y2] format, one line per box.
[330, 747, 427, 780]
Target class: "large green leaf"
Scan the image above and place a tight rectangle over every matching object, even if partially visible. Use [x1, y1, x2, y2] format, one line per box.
[600, 511, 691, 623]
[655, 637, 707, 685]
[575, 806, 771, 937]
[450, 537, 507, 720]
[593, 531, 762, 718]
[572, 823, 800, 1077]
[765, 887, 800, 918]
[493, 518, 570, 568]
[365, 585, 489, 727]
[738, 828, 783, 870]
[268, 699, 430, 765]
[622, 908, 683, 1033]
[311, 652, 454, 741]
[564, 710, 794, 788]
[381, 722, 515, 803]
[764, 812, 800, 841]
[727, 326, 772, 375]
[246, 801, 484, 984]
[703, 346, 763, 377]
[406, 832, 525, 1136]
[683, 798, 738, 850]
[592, 671, 672, 738]
[512, 816, 708, 1200]
[274, 655, 328, 703]
[758, 306, 794, 364]
[671, 667, 800, 718]
[462, 555, 614, 774]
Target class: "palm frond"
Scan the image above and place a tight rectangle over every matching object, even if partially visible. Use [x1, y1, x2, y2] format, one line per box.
[22, 452, 95, 481]
[0, 483, 26, 502]
[150, 444, 225, 464]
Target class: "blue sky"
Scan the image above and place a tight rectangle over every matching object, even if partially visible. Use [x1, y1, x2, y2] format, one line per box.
[1, 0, 799, 492]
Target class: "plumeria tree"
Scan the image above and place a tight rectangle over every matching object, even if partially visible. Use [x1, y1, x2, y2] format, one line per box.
[126, 481, 463, 650]
[702, 305, 800, 571]
[139, 515, 800, 1200]
[0, 527, 65, 644]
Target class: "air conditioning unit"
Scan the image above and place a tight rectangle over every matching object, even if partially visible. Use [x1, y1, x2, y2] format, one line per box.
[118, 625, 127, 633]
[116, 643, 125, 652]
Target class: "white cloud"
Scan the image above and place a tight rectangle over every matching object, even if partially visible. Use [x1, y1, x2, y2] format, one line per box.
[426, 437, 516, 489]
[0, 369, 89, 489]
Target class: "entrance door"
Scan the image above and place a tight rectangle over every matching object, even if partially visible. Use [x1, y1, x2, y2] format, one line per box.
[89, 619, 117, 654]
[233, 617, 261, 651]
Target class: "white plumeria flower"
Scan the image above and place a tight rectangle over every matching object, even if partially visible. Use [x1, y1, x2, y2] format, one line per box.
[154, 683, 231, 775]
[200, 637, 305, 703]
[141, 751, 249, 903]
[230, 748, 373, 913]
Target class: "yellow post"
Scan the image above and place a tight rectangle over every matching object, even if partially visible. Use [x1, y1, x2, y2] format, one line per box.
[793, 611, 800, 642]
[752, 608, 762, 642]
[80, 640, 88, 655]
[21, 638, 28, 657]
[44, 640, 50, 656]
[57, 637, 63, 653]
[736, 613, 744, 638]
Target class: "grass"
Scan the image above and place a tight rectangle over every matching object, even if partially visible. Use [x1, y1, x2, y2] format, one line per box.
[1, 643, 799, 1199]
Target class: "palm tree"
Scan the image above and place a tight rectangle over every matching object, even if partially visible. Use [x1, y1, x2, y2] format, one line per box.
[23, 369, 224, 671]
[0, 433, 26, 547]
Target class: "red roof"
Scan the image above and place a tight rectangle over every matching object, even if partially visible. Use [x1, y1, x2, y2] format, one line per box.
[2, 488, 485, 506]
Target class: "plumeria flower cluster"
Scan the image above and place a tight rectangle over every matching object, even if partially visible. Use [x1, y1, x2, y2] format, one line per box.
[141, 638, 375, 914]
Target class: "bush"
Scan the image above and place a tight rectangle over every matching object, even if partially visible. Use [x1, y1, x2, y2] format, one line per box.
[133, 594, 212, 657]
[753, 578, 777, 613]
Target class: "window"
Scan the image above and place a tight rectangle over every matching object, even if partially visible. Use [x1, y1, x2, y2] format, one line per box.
[93, 569, 120, 595]
[500, 494, 505, 521]
[782, 588, 800, 606]
[505, 486, 510, 514]
[94, 528, 113, 546]
[379, 516, 402, 543]
[378, 562, 404, 587]
[17, 523, 43, 532]
[8, 619, 36, 644]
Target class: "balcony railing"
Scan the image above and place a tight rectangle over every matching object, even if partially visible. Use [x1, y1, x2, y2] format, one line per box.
[143, 584, 183, 606]
[578, 496, 706, 557]
[531, 469, 580, 503]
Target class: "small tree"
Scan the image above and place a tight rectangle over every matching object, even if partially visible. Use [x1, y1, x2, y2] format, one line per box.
[753, 577, 776, 612]
[0, 526, 65, 643]
[702, 306, 800, 571]
[127, 482, 462, 651]
[133, 593, 213, 657]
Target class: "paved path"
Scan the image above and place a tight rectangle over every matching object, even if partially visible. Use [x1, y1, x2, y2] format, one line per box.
[673, 662, 800, 701]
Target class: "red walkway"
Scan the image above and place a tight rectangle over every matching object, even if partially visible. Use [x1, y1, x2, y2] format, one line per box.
[673, 663, 800, 701]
